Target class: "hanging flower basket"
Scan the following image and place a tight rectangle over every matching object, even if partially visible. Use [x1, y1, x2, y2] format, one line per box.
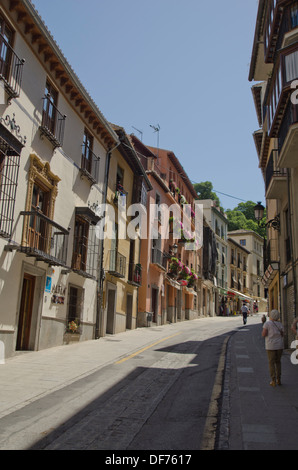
[168, 257, 183, 278]
[178, 264, 192, 281]
[188, 270, 198, 288]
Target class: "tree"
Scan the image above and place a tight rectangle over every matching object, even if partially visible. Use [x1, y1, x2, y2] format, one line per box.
[226, 203, 266, 238]
[194, 181, 221, 208]
[234, 201, 257, 221]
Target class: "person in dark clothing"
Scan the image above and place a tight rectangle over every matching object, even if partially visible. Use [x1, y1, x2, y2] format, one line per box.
[241, 302, 248, 325]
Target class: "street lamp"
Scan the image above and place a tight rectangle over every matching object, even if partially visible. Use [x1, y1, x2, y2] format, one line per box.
[254, 202, 280, 232]
[170, 244, 178, 255]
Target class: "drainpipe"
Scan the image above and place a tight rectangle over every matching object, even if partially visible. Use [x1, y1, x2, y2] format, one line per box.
[95, 142, 120, 339]
[286, 168, 297, 346]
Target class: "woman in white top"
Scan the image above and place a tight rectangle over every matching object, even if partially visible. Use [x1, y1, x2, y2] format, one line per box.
[262, 310, 284, 387]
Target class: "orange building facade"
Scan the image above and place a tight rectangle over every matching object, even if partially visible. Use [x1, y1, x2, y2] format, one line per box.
[131, 136, 202, 326]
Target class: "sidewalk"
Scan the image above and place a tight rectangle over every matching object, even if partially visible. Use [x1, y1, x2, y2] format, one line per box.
[1, 316, 297, 450]
[0, 324, 184, 419]
[218, 315, 298, 450]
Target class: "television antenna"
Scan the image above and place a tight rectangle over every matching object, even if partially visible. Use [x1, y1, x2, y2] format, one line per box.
[150, 124, 160, 159]
[132, 126, 143, 141]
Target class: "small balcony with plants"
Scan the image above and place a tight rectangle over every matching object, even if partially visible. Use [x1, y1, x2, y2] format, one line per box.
[113, 182, 128, 205]
[128, 263, 142, 286]
[167, 257, 198, 289]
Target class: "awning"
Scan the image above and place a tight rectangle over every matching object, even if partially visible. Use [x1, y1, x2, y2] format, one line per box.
[227, 289, 253, 301]
[75, 207, 101, 225]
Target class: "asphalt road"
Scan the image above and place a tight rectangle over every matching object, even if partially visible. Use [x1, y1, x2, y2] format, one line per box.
[0, 316, 250, 451]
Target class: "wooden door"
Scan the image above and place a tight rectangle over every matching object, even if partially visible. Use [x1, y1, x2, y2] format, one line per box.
[152, 288, 158, 323]
[16, 274, 35, 350]
[126, 294, 133, 329]
[106, 289, 116, 334]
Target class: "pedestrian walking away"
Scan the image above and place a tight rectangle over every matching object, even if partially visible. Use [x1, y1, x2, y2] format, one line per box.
[262, 309, 284, 387]
[241, 302, 249, 325]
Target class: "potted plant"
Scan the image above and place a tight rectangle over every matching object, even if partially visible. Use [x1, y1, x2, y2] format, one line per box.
[168, 257, 183, 279]
[179, 264, 192, 282]
[188, 270, 198, 288]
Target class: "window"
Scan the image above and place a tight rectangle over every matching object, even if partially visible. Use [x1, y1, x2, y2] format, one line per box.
[0, 15, 13, 82]
[240, 239, 246, 246]
[117, 165, 124, 187]
[72, 216, 89, 272]
[67, 285, 83, 332]
[155, 192, 161, 221]
[257, 260, 261, 276]
[284, 50, 298, 83]
[291, 2, 298, 28]
[28, 182, 50, 252]
[21, 154, 61, 254]
[0, 136, 21, 238]
[71, 209, 100, 277]
[41, 80, 66, 148]
[82, 129, 93, 175]
[42, 81, 58, 135]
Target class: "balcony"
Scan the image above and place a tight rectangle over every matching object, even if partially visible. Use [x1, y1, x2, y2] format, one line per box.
[19, 210, 69, 266]
[80, 145, 100, 185]
[0, 33, 25, 102]
[108, 249, 126, 278]
[265, 47, 298, 138]
[265, 238, 279, 270]
[113, 183, 128, 205]
[128, 263, 142, 286]
[71, 225, 99, 279]
[278, 100, 298, 167]
[40, 94, 66, 148]
[264, 0, 287, 63]
[265, 149, 287, 199]
[151, 248, 168, 271]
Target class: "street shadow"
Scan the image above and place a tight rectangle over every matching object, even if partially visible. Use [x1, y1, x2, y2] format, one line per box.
[3, 329, 233, 450]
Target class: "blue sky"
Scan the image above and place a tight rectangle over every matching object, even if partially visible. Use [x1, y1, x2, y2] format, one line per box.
[32, 0, 263, 211]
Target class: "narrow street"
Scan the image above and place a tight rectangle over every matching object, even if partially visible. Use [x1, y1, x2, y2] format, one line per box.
[0, 316, 244, 451]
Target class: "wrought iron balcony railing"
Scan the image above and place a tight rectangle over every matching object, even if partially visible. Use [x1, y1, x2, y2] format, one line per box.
[128, 263, 142, 286]
[72, 225, 99, 279]
[80, 144, 100, 185]
[151, 248, 168, 270]
[265, 44, 298, 138]
[0, 33, 25, 101]
[40, 94, 66, 148]
[19, 210, 69, 266]
[108, 249, 126, 278]
[265, 149, 287, 192]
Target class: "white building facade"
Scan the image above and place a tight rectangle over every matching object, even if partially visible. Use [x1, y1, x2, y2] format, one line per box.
[0, 0, 119, 357]
[228, 230, 266, 311]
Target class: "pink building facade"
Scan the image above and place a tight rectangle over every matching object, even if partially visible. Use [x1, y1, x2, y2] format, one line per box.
[131, 136, 202, 326]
